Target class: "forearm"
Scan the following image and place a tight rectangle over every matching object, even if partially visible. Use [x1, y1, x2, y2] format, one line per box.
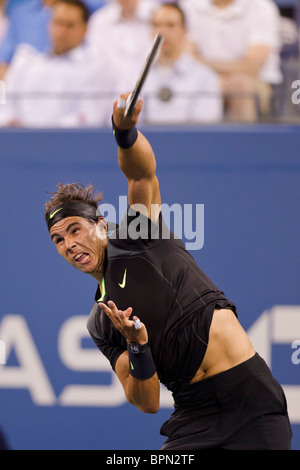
[196, 45, 271, 77]
[112, 93, 157, 180]
[118, 131, 156, 181]
[125, 371, 160, 414]
[99, 301, 160, 413]
[112, 94, 161, 218]
[202, 58, 260, 77]
[115, 351, 160, 414]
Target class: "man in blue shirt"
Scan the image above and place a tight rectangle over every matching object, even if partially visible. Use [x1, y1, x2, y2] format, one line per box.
[0, 0, 106, 77]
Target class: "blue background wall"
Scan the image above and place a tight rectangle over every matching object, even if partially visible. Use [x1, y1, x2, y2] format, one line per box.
[0, 125, 299, 450]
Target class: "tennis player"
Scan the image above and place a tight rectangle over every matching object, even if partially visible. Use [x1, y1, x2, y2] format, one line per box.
[45, 93, 292, 450]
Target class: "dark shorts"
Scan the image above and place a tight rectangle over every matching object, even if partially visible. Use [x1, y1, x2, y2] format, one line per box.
[160, 353, 292, 450]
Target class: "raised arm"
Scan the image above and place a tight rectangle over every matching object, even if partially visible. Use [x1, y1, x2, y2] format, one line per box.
[112, 93, 161, 222]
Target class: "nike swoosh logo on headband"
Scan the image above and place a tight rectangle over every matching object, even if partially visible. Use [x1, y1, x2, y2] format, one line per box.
[49, 207, 63, 219]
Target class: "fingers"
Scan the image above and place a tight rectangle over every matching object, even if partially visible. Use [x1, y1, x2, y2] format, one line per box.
[98, 301, 148, 343]
[109, 300, 132, 319]
[113, 92, 143, 130]
[99, 300, 132, 323]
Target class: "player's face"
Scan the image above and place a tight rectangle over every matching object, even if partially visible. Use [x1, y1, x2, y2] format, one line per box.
[50, 216, 107, 280]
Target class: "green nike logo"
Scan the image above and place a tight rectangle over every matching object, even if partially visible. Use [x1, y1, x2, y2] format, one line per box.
[130, 361, 134, 370]
[97, 276, 106, 303]
[118, 268, 127, 288]
[49, 207, 63, 219]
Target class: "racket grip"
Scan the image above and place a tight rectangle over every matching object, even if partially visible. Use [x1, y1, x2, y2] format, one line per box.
[124, 93, 135, 117]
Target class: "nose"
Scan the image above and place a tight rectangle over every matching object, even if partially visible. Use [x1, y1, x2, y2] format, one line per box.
[55, 23, 69, 36]
[65, 236, 76, 252]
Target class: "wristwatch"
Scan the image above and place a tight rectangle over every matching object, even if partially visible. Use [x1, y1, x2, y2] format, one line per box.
[127, 342, 149, 354]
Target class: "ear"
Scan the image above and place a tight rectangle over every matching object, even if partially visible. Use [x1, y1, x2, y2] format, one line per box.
[97, 217, 107, 232]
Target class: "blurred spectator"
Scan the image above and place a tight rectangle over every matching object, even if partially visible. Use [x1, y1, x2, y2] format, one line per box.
[142, 2, 223, 124]
[0, 0, 116, 127]
[0, 0, 8, 77]
[0, 0, 106, 80]
[0, 0, 55, 79]
[5, 0, 106, 15]
[180, 0, 283, 122]
[87, 0, 160, 90]
[0, 1, 8, 43]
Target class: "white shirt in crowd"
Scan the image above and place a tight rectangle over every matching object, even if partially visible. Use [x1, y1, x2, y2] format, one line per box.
[142, 52, 223, 124]
[87, 0, 159, 91]
[0, 43, 117, 128]
[180, 0, 283, 84]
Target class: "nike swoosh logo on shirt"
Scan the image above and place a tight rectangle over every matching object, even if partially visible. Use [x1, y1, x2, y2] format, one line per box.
[118, 268, 127, 288]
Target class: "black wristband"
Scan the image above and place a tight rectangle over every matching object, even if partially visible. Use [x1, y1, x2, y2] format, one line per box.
[127, 342, 156, 380]
[112, 116, 138, 149]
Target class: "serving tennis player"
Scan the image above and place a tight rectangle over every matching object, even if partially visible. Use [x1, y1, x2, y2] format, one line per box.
[45, 94, 292, 450]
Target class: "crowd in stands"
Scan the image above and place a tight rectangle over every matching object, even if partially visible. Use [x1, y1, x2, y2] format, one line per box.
[0, 0, 298, 127]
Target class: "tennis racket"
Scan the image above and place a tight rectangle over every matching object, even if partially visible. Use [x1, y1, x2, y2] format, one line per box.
[124, 33, 165, 117]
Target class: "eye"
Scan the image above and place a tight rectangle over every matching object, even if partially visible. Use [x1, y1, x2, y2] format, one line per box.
[54, 237, 64, 245]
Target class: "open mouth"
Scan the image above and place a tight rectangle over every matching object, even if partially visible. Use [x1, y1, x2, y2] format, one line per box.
[74, 252, 90, 264]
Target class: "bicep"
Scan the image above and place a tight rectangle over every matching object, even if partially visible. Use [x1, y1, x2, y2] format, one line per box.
[128, 175, 161, 222]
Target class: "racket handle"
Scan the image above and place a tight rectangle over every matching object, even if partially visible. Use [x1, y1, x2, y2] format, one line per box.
[124, 93, 135, 117]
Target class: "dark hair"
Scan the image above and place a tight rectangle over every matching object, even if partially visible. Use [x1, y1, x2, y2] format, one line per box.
[156, 2, 186, 28]
[44, 182, 103, 219]
[53, 0, 90, 23]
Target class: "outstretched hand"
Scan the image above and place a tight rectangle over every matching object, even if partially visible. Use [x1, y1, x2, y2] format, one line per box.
[112, 92, 143, 130]
[99, 300, 148, 345]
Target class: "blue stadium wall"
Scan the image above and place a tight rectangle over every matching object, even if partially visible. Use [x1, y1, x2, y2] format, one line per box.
[0, 124, 299, 450]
